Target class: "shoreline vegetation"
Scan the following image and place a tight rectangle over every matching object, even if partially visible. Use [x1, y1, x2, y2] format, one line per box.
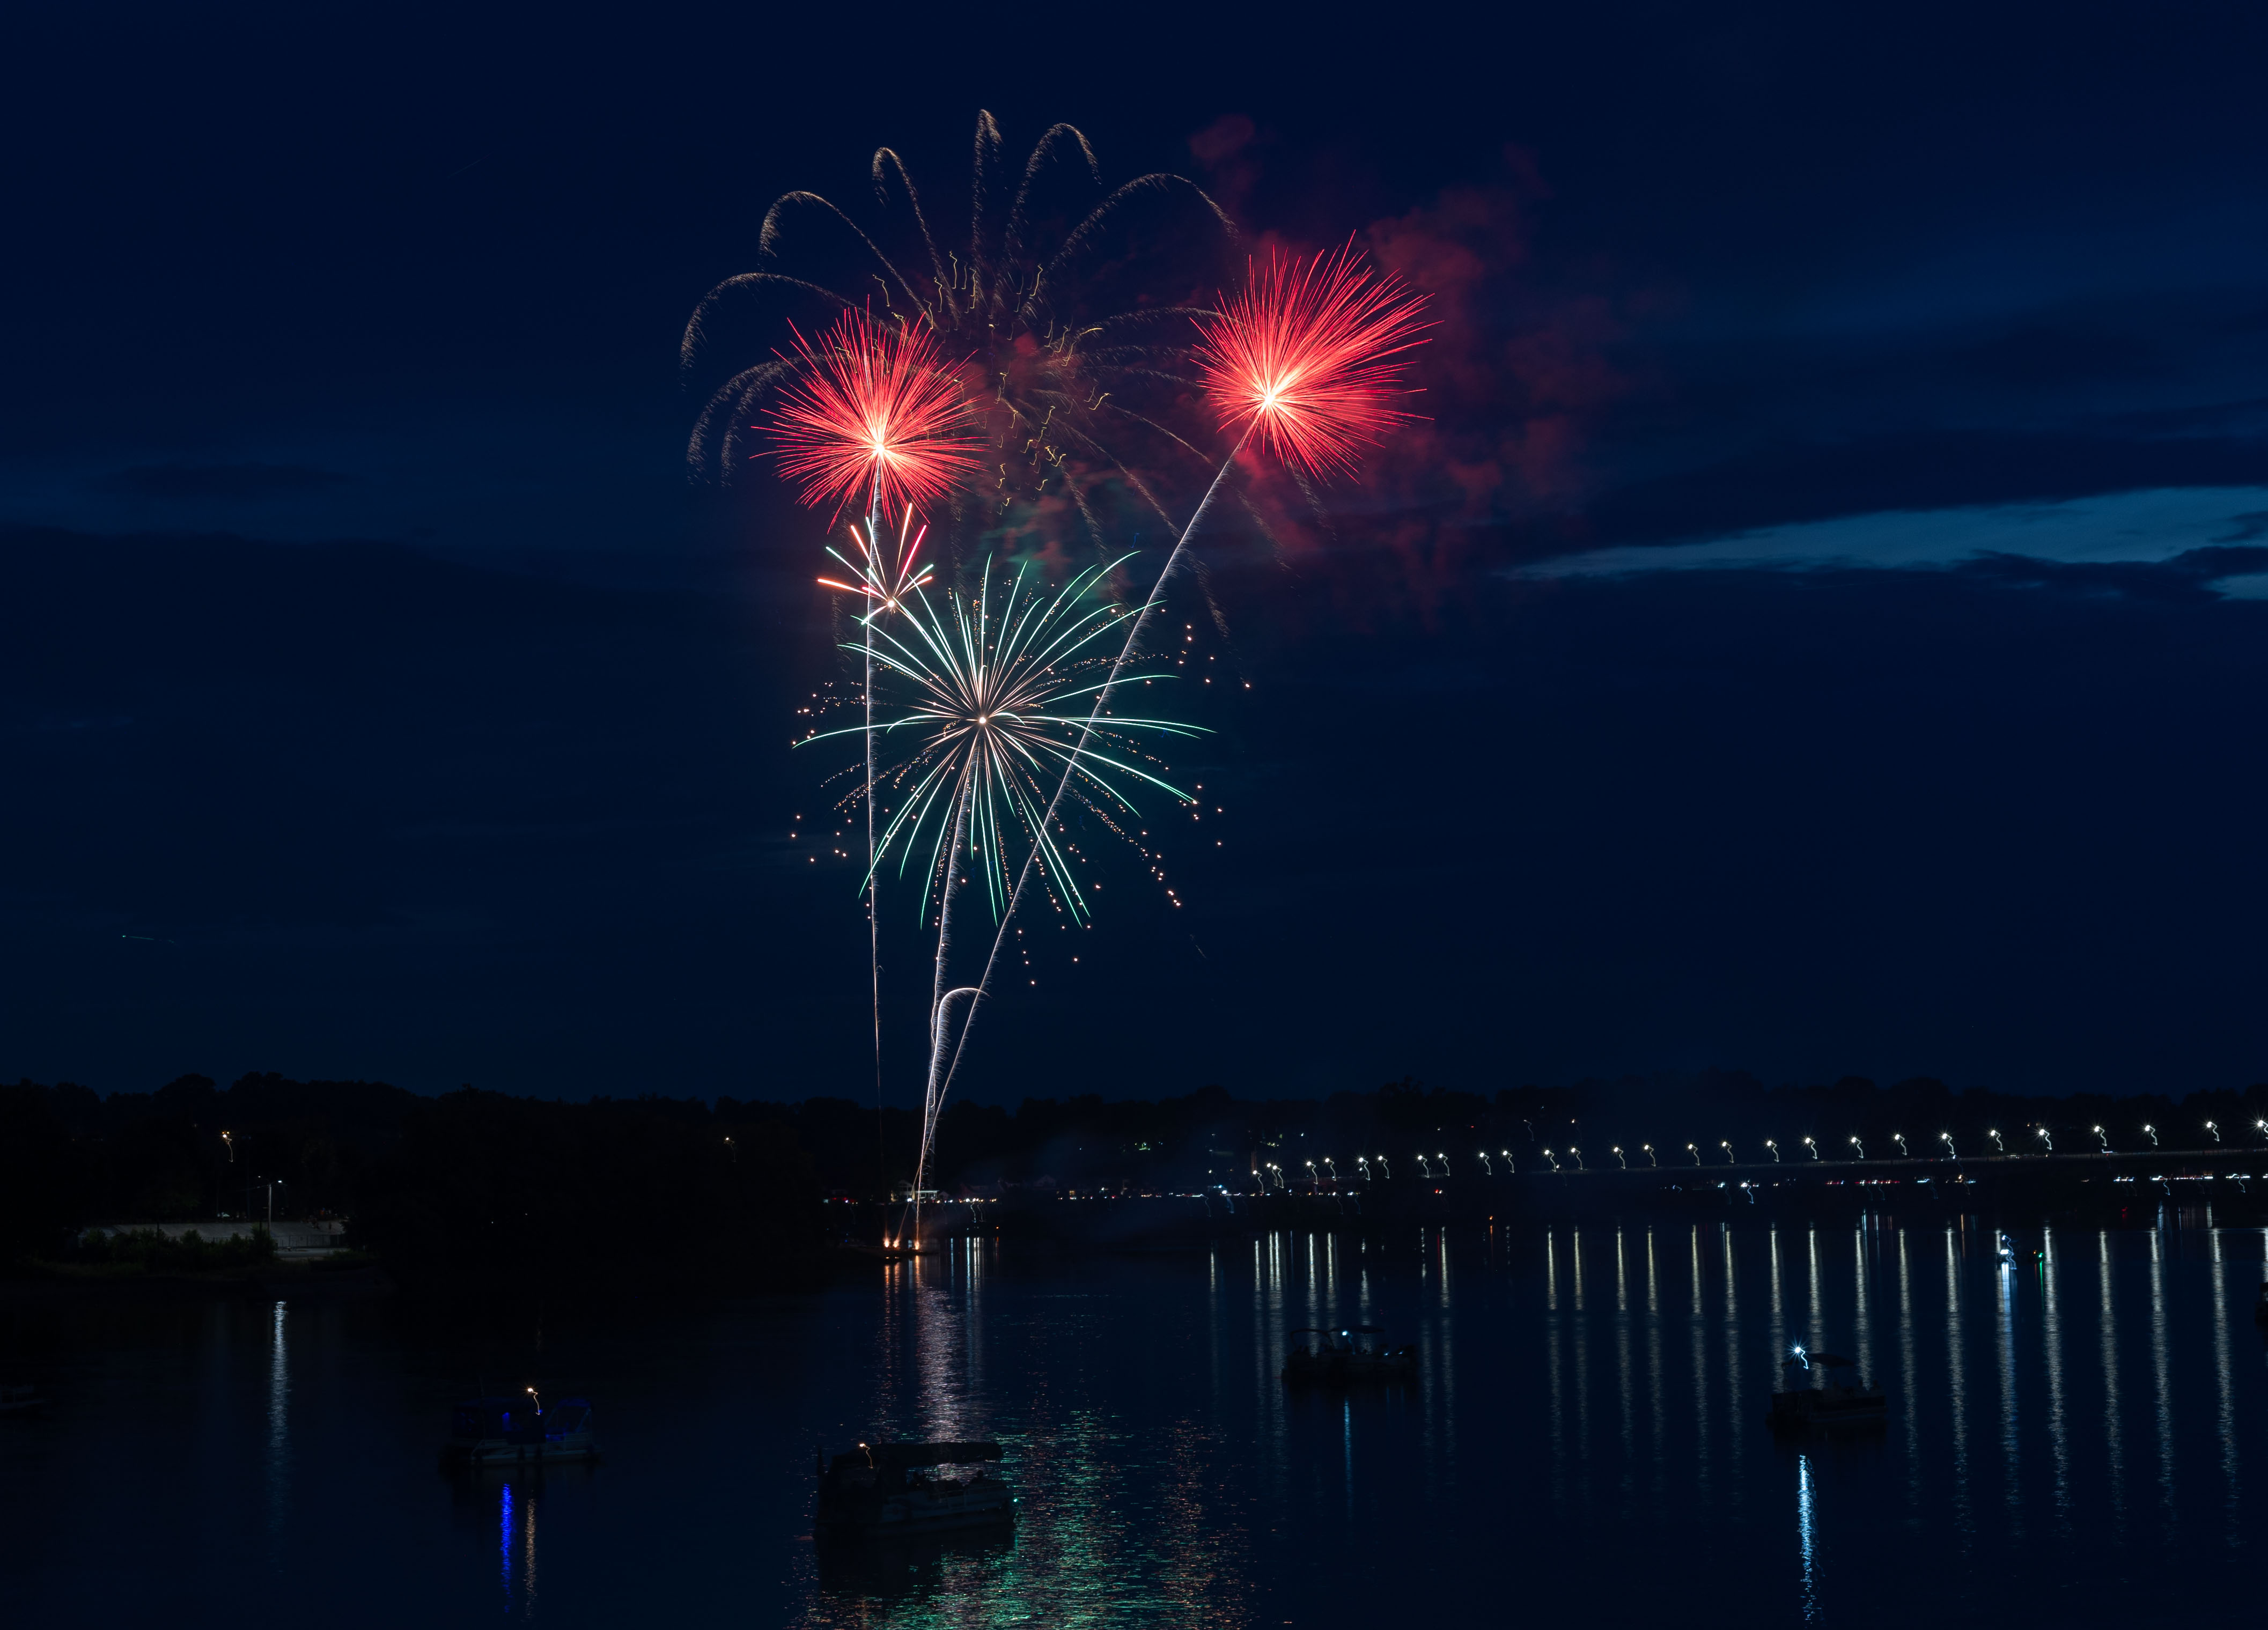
[6, 1071, 2267, 1301]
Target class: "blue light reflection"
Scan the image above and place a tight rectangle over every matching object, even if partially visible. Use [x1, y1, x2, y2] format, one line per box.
[1796, 1451, 1818, 1621]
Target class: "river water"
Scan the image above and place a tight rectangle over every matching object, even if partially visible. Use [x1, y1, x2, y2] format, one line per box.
[3, 1218, 2264, 1626]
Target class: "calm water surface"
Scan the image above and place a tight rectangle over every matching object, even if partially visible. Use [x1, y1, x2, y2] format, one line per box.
[4, 1219, 2266, 1626]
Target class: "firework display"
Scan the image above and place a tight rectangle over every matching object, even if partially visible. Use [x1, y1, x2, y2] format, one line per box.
[683, 113, 1239, 550]
[1193, 244, 1431, 482]
[768, 309, 982, 518]
[703, 116, 1427, 1248]
[806, 558, 1200, 927]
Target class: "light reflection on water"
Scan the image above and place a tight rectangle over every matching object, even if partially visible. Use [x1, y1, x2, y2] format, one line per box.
[4, 1218, 2267, 1627]
[267, 1299, 288, 1534]
[1795, 1450, 1818, 1622]
[794, 1218, 2268, 1628]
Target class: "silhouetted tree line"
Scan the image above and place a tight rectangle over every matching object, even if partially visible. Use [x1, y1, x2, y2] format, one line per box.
[8, 1070, 2266, 1285]
[0, 1074, 821, 1297]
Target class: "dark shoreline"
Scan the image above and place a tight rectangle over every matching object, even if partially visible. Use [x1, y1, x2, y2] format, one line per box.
[0, 1259, 395, 1303]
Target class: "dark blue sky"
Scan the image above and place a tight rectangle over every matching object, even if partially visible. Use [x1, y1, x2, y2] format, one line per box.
[3, 2, 2264, 1103]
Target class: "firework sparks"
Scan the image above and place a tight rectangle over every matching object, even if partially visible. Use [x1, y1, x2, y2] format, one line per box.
[1194, 242, 1430, 482]
[685, 114, 1239, 547]
[818, 508, 935, 611]
[802, 557, 1204, 926]
[767, 308, 983, 517]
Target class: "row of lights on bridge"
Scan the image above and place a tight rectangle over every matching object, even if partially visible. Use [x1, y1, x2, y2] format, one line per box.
[1251, 1119, 2267, 1183]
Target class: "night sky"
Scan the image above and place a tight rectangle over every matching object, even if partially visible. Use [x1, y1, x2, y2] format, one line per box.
[4, 3, 2264, 1105]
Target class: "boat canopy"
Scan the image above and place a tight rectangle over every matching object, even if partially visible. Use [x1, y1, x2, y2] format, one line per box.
[452, 1395, 592, 1442]
[541, 1399, 592, 1437]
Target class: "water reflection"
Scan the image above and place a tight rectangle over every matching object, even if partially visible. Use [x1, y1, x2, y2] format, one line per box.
[267, 1300, 288, 1532]
[1897, 1228, 1918, 1509]
[1945, 1229, 1971, 1538]
[2042, 1228, 2071, 1530]
[1723, 1226, 1742, 1500]
[1994, 1243, 2019, 1531]
[11, 1219, 2266, 1629]
[1690, 1227, 1710, 1499]
[2099, 1231, 2125, 1531]
[1646, 1230, 1663, 1493]
[1795, 1451, 1818, 1621]
[2148, 1228, 2174, 1526]
[2209, 1230, 2237, 1538]
[496, 1479, 538, 1617]
[1616, 1230, 1634, 1477]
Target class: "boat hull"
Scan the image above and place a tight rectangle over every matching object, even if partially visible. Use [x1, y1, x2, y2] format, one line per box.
[818, 1481, 1014, 1539]
[1767, 1390, 1887, 1433]
[441, 1433, 599, 1467]
[1281, 1351, 1418, 1386]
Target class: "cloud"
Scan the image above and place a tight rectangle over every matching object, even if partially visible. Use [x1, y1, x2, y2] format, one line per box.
[1514, 485, 2268, 597]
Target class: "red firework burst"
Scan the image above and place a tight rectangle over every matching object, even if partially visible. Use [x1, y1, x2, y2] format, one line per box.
[765, 309, 982, 515]
[1193, 244, 1430, 481]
